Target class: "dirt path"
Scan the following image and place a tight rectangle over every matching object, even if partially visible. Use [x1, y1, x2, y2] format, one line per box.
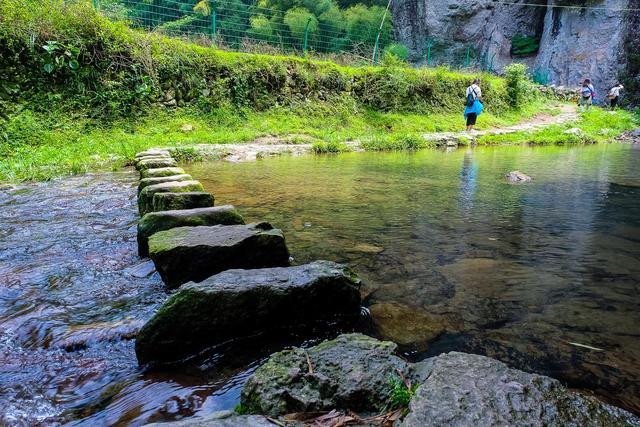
[422, 103, 579, 145]
[186, 104, 580, 162]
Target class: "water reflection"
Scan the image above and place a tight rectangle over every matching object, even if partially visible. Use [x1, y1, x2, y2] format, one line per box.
[186, 143, 640, 413]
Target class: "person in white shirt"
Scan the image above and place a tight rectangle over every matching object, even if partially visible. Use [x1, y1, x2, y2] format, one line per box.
[608, 83, 624, 110]
[464, 79, 483, 131]
[579, 79, 595, 112]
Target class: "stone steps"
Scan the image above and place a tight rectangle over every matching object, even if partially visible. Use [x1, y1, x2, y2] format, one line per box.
[132, 148, 363, 365]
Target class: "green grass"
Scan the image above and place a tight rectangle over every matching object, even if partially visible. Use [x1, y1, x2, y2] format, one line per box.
[0, 99, 559, 182]
[476, 108, 637, 146]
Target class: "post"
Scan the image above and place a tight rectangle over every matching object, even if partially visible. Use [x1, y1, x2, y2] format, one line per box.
[373, 34, 380, 65]
[303, 17, 311, 54]
[211, 7, 217, 43]
[372, 0, 392, 65]
[426, 40, 432, 66]
[465, 46, 470, 67]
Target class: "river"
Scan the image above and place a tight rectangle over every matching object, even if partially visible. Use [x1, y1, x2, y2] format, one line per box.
[1, 143, 639, 425]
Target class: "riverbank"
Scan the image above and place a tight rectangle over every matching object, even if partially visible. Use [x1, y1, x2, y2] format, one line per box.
[1, 101, 637, 181]
[6, 0, 638, 182]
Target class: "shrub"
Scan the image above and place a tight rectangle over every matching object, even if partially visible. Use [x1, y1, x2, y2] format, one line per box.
[383, 43, 410, 61]
[504, 63, 529, 109]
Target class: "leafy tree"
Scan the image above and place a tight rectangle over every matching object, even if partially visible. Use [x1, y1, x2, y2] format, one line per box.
[284, 7, 318, 39]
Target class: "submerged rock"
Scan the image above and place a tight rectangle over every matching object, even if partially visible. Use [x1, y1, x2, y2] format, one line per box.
[53, 318, 144, 351]
[401, 352, 640, 426]
[146, 411, 277, 427]
[136, 157, 177, 171]
[135, 261, 361, 365]
[151, 191, 215, 212]
[506, 170, 533, 182]
[138, 180, 205, 215]
[240, 333, 428, 416]
[148, 223, 289, 288]
[137, 206, 245, 257]
[137, 174, 193, 194]
[140, 167, 186, 179]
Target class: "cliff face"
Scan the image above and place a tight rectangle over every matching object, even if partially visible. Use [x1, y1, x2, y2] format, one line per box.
[392, 0, 638, 105]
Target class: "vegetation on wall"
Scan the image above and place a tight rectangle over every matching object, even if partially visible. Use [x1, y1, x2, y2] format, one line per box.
[510, 34, 539, 56]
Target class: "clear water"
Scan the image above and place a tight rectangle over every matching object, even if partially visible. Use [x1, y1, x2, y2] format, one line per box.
[1, 143, 639, 425]
[185, 143, 640, 413]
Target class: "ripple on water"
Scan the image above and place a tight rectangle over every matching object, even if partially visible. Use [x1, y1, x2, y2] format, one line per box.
[0, 173, 259, 425]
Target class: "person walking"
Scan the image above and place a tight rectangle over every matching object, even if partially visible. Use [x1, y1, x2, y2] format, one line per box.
[464, 78, 484, 131]
[579, 79, 595, 112]
[608, 83, 624, 110]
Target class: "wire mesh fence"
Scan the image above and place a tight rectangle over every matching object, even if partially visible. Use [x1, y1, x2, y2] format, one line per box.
[95, 0, 550, 76]
[96, 0, 393, 63]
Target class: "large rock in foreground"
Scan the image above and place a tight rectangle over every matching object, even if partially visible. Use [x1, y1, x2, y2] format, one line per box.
[148, 223, 289, 288]
[137, 206, 244, 257]
[240, 333, 427, 416]
[240, 334, 640, 425]
[135, 261, 361, 365]
[138, 180, 205, 215]
[140, 167, 186, 179]
[401, 352, 640, 426]
[146, 411, 276, 427]
[152, 191, 214, 212]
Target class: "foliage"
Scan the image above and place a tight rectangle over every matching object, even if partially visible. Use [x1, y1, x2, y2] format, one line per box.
[511, 35, 539, 56]
[504, 63, 530, 109]
[476, 108, 637, 146]
[383, 43, 409, 61]
[387, 374, 419, 411]
[312, 140, 350, 153]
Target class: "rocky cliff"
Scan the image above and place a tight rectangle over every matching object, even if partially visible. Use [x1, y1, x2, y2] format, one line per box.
[392, 0, 639, 106]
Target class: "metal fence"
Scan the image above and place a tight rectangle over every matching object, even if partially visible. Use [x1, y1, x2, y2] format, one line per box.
[94, 0, 550, 76]
[95, 0, 394, 63]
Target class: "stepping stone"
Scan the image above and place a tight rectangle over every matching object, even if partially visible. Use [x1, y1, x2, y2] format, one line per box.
[137, 206, 245, 257]
[136, 157, 177, 171]
[135, 261, 361, 365]
[138, 180, 205, 216]
[140, 167, 186, 179]
[135, 149, 170, 159]
[152, 191, 214, 212]
[137, 174, 192, 194]
[148, 222, 289, 289]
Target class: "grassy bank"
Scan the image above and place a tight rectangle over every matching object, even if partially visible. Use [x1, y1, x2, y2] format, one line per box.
[0, 98, 554, 181]
[0, 0, 636, 182]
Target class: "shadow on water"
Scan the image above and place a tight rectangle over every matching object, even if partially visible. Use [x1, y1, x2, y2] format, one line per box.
[1, 143, 640, 424]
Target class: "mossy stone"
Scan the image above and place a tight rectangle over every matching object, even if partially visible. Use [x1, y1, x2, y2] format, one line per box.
[135, 261, 361, 365]
[152, 192, 215, 212]
[138, 180, 205, 216]
[148, 223, 289, 289]
[137, 206, 244, 257]
[137, 174, 192, 194]
[140, 167, 186, 179]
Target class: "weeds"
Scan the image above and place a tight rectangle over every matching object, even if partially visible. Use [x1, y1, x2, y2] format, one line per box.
[388, 371, 419, 412]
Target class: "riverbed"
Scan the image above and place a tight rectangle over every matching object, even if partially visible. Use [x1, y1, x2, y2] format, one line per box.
[1, 143, 639, 424]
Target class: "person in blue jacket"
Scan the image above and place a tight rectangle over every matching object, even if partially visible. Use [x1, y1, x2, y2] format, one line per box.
[464, 78, 484, 131]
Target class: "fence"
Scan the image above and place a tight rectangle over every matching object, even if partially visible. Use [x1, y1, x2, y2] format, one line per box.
[94, 0, 551, 76]
[95, 0, 394, 63]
